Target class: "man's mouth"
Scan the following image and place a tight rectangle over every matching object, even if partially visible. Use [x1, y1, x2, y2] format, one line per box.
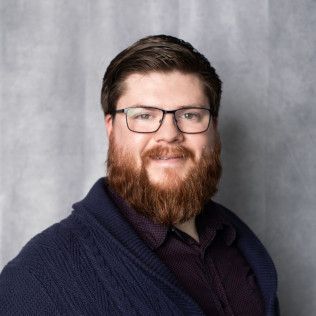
[149, 156, 186, 167]
[154, 156, 184, 160]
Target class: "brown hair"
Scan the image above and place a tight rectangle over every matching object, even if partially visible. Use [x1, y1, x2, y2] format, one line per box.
[101, 35, 222, 117]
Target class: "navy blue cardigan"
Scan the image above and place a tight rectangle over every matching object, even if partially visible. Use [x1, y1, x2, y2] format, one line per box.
[0, 178, 279, 315]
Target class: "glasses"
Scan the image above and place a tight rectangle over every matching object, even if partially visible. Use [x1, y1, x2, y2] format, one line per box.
[111, 106, 212, 134]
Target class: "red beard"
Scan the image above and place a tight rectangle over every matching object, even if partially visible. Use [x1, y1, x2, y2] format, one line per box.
[107, 133, 222, 225]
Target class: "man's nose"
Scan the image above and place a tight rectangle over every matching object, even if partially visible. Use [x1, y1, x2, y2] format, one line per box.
[154, 113, 183, 143]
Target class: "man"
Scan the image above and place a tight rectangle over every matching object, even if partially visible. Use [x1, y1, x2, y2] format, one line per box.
[0, 35, 279, 315]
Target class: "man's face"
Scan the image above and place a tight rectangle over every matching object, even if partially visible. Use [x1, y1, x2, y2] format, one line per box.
[104, 71, 221, 225]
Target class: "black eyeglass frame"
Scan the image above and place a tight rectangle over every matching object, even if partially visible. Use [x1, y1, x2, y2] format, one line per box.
[110, 106, 213, 134]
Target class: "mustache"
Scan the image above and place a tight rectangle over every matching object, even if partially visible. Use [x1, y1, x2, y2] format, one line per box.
[141, 145, 195, 161]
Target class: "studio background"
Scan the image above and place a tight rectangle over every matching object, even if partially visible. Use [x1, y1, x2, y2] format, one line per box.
[1, 1, 315, 315]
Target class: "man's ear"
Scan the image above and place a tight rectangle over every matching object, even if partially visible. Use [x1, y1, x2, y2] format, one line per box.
[104, 114, 113, 137]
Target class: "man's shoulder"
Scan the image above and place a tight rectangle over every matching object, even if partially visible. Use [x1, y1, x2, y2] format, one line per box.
[0, 212, 83, 314]
[1, 212, 80, 274]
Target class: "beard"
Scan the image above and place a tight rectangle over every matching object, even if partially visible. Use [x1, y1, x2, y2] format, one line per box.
[106, 133, 222, 225]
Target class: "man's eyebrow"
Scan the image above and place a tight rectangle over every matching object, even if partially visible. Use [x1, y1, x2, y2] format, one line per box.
[175, 104, 210, 109]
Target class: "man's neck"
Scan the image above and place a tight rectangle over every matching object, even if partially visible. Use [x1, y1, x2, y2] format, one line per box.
[174, 216, 200, 243]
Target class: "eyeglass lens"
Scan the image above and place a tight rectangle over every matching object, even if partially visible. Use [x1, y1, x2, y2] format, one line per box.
[125, 107, 210, 133]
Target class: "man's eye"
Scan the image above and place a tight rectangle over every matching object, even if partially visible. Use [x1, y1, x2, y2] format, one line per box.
[134, 113, 152, 120]
[183, 112, 200, 120]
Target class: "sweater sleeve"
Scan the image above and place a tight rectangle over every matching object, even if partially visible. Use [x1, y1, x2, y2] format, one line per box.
[0, 263, 60, 315]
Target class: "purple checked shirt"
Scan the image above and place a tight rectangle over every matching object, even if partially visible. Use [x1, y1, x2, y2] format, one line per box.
[107, 186, 265, 316]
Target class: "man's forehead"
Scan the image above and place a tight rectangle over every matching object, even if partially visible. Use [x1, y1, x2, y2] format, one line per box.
[122, 70, 201, 85]
[117, 71, 208, 109]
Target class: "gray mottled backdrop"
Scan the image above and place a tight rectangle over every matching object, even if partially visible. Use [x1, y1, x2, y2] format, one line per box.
[1, 1, 315, 315]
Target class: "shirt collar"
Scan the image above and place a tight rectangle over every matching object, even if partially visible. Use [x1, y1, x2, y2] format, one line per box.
[197, 203, 237, 247]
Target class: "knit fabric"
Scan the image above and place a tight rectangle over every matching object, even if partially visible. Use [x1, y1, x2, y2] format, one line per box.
[0, 178, 279, 315]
